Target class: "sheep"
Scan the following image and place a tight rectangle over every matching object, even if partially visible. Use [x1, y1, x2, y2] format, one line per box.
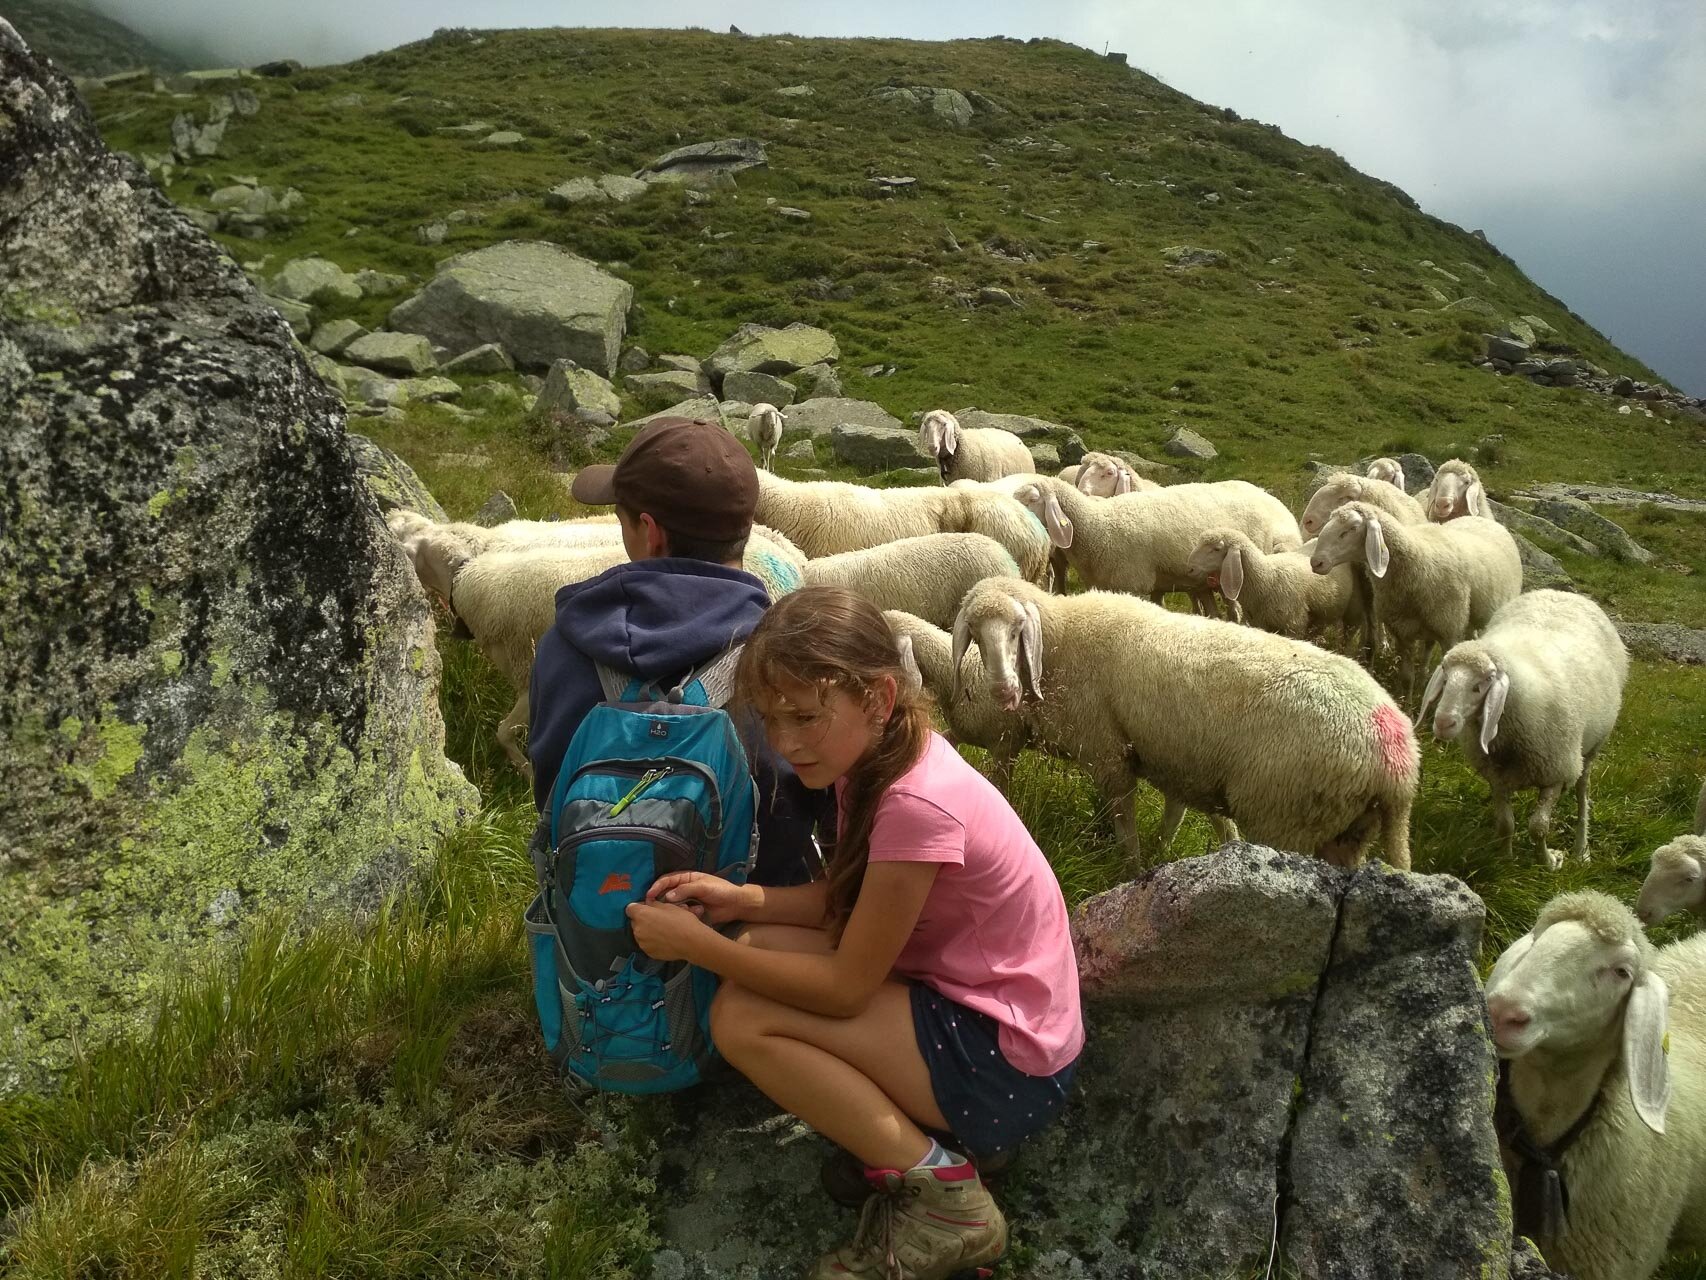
[1061, 451, 1157, 497]
[387, 511, 621, 604]
[1636, 782, 1706, 927]
[753, 468, 1061, 586]
[1298, 472, 1427, 538]
[425, 527, 807, 778]
[1485, 891, 1706, 1280]
[948, 578, 1417, 867]
[748, 401, 785, 471]
[1186, 527, 1363, 648]
[1311, 500, 1522, 702]
[802, 533, 1021, 629]
[948, 471, 1076, 592]
[1366, 456, 1406, 489]
[1008, 476, 1301, 615]
[1417, 590, 1629, 870]
[1426, 457, 1493, 522]
[918, 408, 1035, 484]
[885, 609, 1029, 790]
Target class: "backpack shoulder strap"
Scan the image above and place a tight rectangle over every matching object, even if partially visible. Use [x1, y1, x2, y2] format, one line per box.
[683, 644, 743, 708]
[594, 663, 637, 703]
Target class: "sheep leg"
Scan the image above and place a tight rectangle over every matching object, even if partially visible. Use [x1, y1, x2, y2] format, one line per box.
[1093, 766, 1142, 863]
[1526, 786, 1566, 871]
[1190, 589, 1216, 618]
[1572, 757, 1595, 861]
[1210, 814, 1240, 845]
[1379, 797, 1411, 872]
[497, 690, 536, 784]
[1157, 797, 1187, 851]
[988, 748, 1017, 794]
[1049, 548, 1071, 595]
[1490, 784, 1517, 859]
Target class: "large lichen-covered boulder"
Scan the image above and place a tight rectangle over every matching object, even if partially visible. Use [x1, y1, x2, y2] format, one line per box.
[781, 396, 904, 442]
[388, 240, 632, 378]
[705, 322, 840, 388]
[0, 23, 475, 1095]
[646, 847, 1514, 1279]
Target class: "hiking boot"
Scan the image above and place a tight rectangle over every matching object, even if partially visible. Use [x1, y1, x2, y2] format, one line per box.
[806, 1163, 1006, 1280]
[820, 1146, 1014, 1208]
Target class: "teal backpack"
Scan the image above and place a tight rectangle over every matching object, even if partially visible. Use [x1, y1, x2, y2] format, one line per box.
[526, 648, 756, 1094]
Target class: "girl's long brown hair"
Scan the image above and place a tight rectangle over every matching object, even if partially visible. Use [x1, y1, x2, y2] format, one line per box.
[736, 587, 933, 932]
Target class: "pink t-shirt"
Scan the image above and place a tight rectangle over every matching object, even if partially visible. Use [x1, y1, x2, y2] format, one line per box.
[840, 732, 1084, 1077]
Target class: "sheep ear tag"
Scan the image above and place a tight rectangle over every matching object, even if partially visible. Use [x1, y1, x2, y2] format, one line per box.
[1480, 671, 1510, 753]
[1364, 517, 1390, 578]
[1221, 545, 1244, 602]
[1625, 970, 1672, 1134]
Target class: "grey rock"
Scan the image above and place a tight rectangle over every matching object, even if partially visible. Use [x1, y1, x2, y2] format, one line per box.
[788, 362, 842, 398]
[1485, 334, 1531, 363]
[774, 206, 812, 221]
[1486, 499, 1599, 557]
[401, 375, 461, 403]
[1108, 449, 1176, 482]
[346, 433, 446, 521]
[1617, 622, 1706, 666]
[627, 368, 712, 406]
[654, 353, 706, 374]
[262, 292, 313, 336]
[544, 177, 602, 207]
[1028, 441, 1060, 471]
[0, 28, 473, 1092]
[441, 343, 514, 375]
[1393, 453, 1436, 494]
[952, 408, 1086, 465]
[783, 439, 815, 462]
[416, 220, 448, 245]
[1163, 426, 1218, 460]
[472, 490, 518, 526]
[252, 59, 302, 77]
[342, 366, 409, 407]
[721, 369, 797, 407]
[1531, 496, 1654, 564]
[598, 174, 649, 203]
[308, 318, 367, 357]
[306, 353, 348, 397]
[635, 137, 767, 186]
[620, 396, 723, 431]
[618, 346, 652, 374]
[977, 285, 1020, 306]
[1161, 244, 1225, 268]
[829, 422, 933, 472]
[1515, 481, 1706, 515]
[706, 323, 840, 386]
[354, 269, 408, 298]
[775, 84, 814, 97]
[535, 359, 621, 420]
[1513, 534, 1571, 588]
[183, 207, 220, 233]
[481, 130, 524, 147]
[343, 331, 438, 376]
[1502, 318, 1538, 347]
[389, 240, 633, 376]
[783, 397, 905, 442]
[871, 85, 976, 128]
[463, 382, 525, 411]
[271, 257, 361, 305]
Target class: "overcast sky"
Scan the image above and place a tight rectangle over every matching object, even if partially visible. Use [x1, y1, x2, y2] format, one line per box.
[93, 0, 1706, 395]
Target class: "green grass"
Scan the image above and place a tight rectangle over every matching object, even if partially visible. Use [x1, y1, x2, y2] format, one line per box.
[11, 23, 1706, 1278]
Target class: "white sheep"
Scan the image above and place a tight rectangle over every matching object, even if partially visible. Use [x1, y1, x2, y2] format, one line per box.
[885, 609, 1030, 791]
[1009, 476, 1302, 615]
[949, 578, 1417, 866]
[1418, 590, 1629, 870]
[1186, 527, 1363, 648]
[1311, 500, 1522, 702]
[947, 471, 1076, 592]
[1486, 891, 1706, 1280]
[748, 401, 784, 471]
[1298, 471, 1427, 538]
[753, 469, 1060, 586]
[1061, 451, 1156, 497]
[1636, 781, 1706, 927]
[386, 511, 621, 604]
[1366, 456, 1406, 489]
[802, 533, 1021, 629]
[918, 408, 1035, 484]
[1426, 457, 1492, 522]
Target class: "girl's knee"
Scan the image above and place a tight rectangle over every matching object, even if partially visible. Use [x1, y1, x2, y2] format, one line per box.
[710, 981, 761, 1048]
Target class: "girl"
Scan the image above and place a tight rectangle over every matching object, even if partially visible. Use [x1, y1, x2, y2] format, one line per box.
[626, 587, 1084, 1280]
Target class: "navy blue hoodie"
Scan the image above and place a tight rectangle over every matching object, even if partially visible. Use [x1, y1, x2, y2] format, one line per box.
[527, 557, 830, 886]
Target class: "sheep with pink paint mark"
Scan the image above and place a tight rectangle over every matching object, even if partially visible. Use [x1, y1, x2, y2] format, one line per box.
[947, 577, 1418, 867]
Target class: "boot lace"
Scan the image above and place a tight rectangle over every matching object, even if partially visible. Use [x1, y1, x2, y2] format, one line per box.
[849, 1178, 922, 1280]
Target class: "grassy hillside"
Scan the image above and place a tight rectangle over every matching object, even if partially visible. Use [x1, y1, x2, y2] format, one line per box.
[5, 27, 1703, 1277]
[5, 0, 184, 77]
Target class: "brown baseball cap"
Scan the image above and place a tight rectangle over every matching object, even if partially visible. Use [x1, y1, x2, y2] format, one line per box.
[570, 417, 758, 540]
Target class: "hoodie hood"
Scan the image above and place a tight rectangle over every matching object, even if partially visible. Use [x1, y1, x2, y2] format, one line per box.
[554, 558, 770, 679]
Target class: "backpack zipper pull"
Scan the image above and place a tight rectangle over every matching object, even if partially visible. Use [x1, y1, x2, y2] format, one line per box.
[609, 767, 670, 816]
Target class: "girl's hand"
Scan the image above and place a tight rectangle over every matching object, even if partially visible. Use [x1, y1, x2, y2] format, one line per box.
[646, 872, 755, 925]
[625, 900, 712, 963]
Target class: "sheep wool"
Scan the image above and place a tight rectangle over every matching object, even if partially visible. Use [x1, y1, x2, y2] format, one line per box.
[803, 533, 1022, 628]
[918, 408, 1035, 484]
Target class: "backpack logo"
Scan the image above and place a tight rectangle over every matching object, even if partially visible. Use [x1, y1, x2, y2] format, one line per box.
[649, 721, 669, 738]
[598, 872, 632, 895]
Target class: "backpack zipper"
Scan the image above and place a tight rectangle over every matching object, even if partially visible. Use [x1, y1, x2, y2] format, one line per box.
[608, 766, 672, 817]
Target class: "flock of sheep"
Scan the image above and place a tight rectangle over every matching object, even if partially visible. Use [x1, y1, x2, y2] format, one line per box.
[385, 407, 1706, 1280]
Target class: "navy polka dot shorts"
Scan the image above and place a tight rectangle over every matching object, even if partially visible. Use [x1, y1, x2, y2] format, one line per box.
[910, 982, 1078, 1162]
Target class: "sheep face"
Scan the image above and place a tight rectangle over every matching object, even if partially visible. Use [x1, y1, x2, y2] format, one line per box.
[1427, 463, 1488, 522]
[1186, 532, 1234, 591]
[1299, 478, 1359, 538]
[918, 409, 959, 461]
[952, 595, 1041, 712]
[1367, 457, 1405, 489]
[1417, 652, 1508, 751]
[1637, 837, 1706, 926]
[1310, 505, 1385, 578]
[1075, 452, 1134, 497]
[1486, 902, 1672, 1130]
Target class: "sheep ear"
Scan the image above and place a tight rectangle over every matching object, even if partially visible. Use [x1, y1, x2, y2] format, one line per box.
[940, 413, 958, 458]
[1626, 969, 1672, 1134]
[1042, 493, 1074, 548]
[895, 634, 923, 695]
[1115, 468, 1135, 496]
[1485, 930, 1536, 996]
[1019, 601, 1044, 701]
[1416, 663, 1445, 729]
[1221, 544, 1244, 602]
[1364, 517, 1390, 578]
[949, 609, 972, 705]
[1466, 480, 1490, 518]
[1480, 670, 1509, 753]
